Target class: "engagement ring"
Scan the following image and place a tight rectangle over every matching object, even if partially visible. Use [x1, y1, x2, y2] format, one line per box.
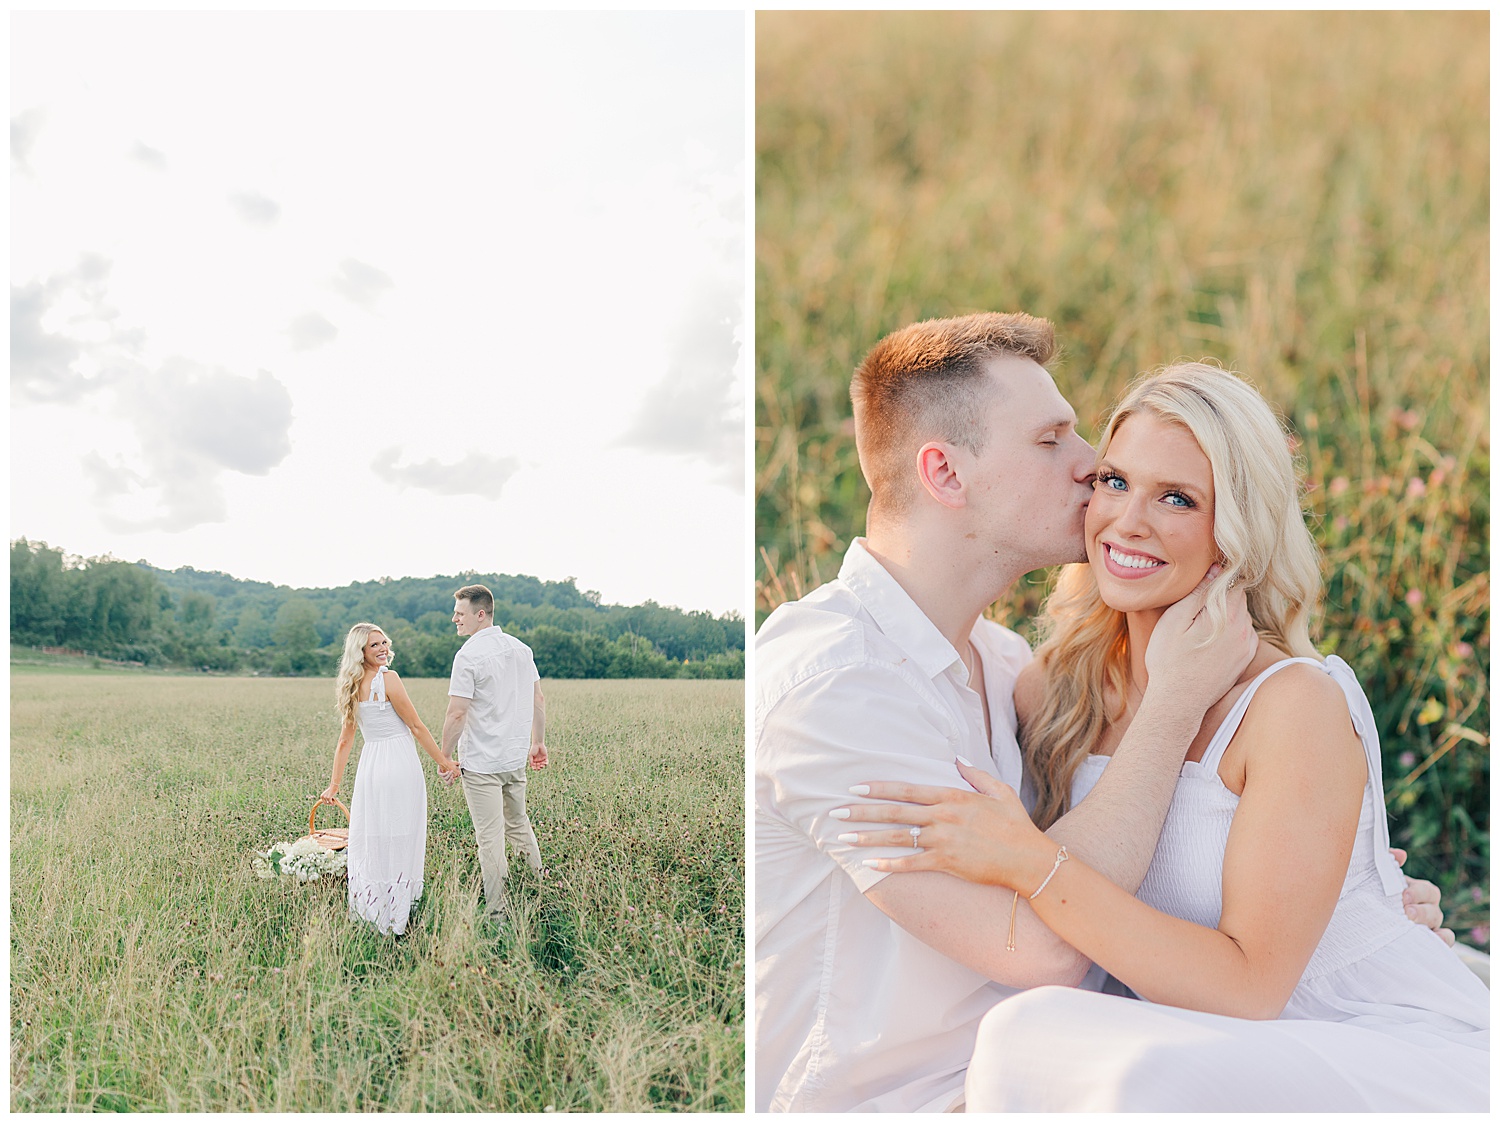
[910, 826, 922, 847]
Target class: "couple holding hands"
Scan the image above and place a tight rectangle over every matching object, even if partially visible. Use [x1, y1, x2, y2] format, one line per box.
[755, 313, 1488, 1111]
[322, 584, 548, 935]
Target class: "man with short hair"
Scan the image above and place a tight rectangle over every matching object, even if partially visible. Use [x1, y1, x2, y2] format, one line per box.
[755, 312, 1446, 1112]
[444, 583, 547, 924]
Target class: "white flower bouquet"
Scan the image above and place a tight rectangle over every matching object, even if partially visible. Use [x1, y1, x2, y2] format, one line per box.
[253, 835, 348, 881]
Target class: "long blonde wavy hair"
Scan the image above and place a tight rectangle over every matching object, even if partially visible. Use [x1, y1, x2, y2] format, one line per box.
[335, 622, 391, 727]
[1024, 362, 1324, 828]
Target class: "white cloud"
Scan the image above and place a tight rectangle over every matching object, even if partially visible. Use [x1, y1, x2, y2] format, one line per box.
[131, 140, 167, 171]
[372, 447, 523, 498]
[614, 154, 745, 489]
[12, 251, 295, 531]
[286, 311, 338, 351]
[11, 107, 46, 171]
[134, 361, 293, 476]
[229, 189, 280, 225]
[616, 274, 743, 488]
[11, 255, 140, 404]
[330, 258, 394, 310]
[81, 360, 295, 532]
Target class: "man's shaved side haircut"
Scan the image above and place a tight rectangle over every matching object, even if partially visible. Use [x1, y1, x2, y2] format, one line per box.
[850, 312, 1057, 513]
[454, 583, 495, 616]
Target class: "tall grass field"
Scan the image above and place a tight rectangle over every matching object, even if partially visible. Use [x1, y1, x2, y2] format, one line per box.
[756, 12, 1486, 938]
[11, 669, 744, 1111]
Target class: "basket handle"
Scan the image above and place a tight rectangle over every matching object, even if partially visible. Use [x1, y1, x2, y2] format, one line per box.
[310, 796, 351, 834]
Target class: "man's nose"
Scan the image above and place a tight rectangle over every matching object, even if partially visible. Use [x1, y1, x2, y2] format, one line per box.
[1072, 434, 1097, 484]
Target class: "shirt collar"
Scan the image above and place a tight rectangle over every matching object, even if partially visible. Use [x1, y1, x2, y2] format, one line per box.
[465, 622, 506, 644]
[839, 538, 966, 681]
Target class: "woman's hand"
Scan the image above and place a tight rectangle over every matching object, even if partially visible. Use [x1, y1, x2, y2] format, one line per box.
[320, 784, 339, 802]
[438, 757, 460, 785]
[837, 758, 1057, 891]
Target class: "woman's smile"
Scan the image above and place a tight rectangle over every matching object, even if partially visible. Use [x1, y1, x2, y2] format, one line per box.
[1101, 541, 1168, 578]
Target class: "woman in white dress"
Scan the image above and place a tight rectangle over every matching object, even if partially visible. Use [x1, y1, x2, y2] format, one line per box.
[323, 623, 459, 935]
[845, 363, 1488, 1111]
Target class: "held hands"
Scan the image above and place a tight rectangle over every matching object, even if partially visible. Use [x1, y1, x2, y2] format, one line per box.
[529, 742, 549, 771]
[834, 758, 1054, 891]
[438, 757, 460, 786]
[1143, 564, 1258, 713]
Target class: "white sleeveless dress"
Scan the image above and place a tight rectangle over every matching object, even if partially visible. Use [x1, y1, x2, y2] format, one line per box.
[347, 666, 426, 935]
[966, 655, 1489, 1112]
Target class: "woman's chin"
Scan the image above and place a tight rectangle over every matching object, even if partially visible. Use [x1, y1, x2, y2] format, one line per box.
[1097, 583, 1177, 615]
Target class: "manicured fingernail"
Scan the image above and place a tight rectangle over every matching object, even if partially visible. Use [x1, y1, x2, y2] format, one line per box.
[1405, 906, 1419, 919]
[862, 859, 881, 868]
[837, 833, 857, 843]
[956, 754, 974, 767]
[849, 784, 869, 795]
[829, 808, 850, 820]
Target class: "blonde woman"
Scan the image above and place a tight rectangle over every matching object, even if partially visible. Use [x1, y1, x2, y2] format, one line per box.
[844, 364, 1488, 1110]
[324, 623, 459, 935]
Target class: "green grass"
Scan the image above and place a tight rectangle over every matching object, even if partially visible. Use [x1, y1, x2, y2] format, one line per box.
[756, 11, 1486, 940]
[11, 673, 744, 1111]
[10, 646, 162, 675]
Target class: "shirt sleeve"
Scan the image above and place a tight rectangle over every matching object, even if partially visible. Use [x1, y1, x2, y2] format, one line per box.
[759, 660, 1013, 894]
[448, 647, 476, 699]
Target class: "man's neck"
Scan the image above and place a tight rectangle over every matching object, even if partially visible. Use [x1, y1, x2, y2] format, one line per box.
[863, 522, 1022, 653]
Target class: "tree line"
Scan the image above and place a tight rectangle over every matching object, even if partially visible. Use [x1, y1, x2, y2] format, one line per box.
[10, 539, 745, 680]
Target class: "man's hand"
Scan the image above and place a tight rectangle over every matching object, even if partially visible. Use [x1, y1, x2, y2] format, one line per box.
[529, 742, 548, 770]
[1391, 847, 1455, 946]
[1143, 566, 1257, 715]
[438, 757, 460, 786]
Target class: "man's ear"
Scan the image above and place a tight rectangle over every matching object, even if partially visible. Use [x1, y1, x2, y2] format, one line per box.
[915, 441, 967, 509]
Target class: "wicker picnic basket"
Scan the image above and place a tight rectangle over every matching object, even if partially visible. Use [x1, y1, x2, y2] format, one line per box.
[306, 796, 350, 851]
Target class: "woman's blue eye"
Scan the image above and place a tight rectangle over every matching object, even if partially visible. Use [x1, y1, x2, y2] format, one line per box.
[1164, 492, 1193, 508]
[1097, 474, 1127, 491]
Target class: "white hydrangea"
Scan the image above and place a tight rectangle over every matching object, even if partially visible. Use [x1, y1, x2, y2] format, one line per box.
[253, 836, 349, 881]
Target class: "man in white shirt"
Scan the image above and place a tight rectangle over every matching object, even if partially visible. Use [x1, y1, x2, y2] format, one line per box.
[443, 583, 548, 924]
[757, 313, 1270, 1110]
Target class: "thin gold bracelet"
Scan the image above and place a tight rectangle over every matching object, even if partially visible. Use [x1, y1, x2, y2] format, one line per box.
[1006, 845, 1069, 952]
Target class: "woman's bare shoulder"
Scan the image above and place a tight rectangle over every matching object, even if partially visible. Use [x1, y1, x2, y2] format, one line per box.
[1245, 659, 1347, 715]
[1238, 660, 1365, 780]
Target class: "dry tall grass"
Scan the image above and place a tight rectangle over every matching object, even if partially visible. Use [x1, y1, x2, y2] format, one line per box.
[11, 672, 744, 1111]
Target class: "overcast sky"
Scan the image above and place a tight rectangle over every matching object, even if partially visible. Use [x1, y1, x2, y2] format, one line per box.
[11, 12, 746, 615]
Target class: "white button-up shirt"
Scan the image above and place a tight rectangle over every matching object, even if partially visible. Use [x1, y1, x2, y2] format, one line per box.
[754, 539, 1035, 1113]
[448, 624, 539, 773]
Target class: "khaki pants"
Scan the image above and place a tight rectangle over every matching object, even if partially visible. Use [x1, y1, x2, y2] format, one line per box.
[461, 766, 543, 920]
